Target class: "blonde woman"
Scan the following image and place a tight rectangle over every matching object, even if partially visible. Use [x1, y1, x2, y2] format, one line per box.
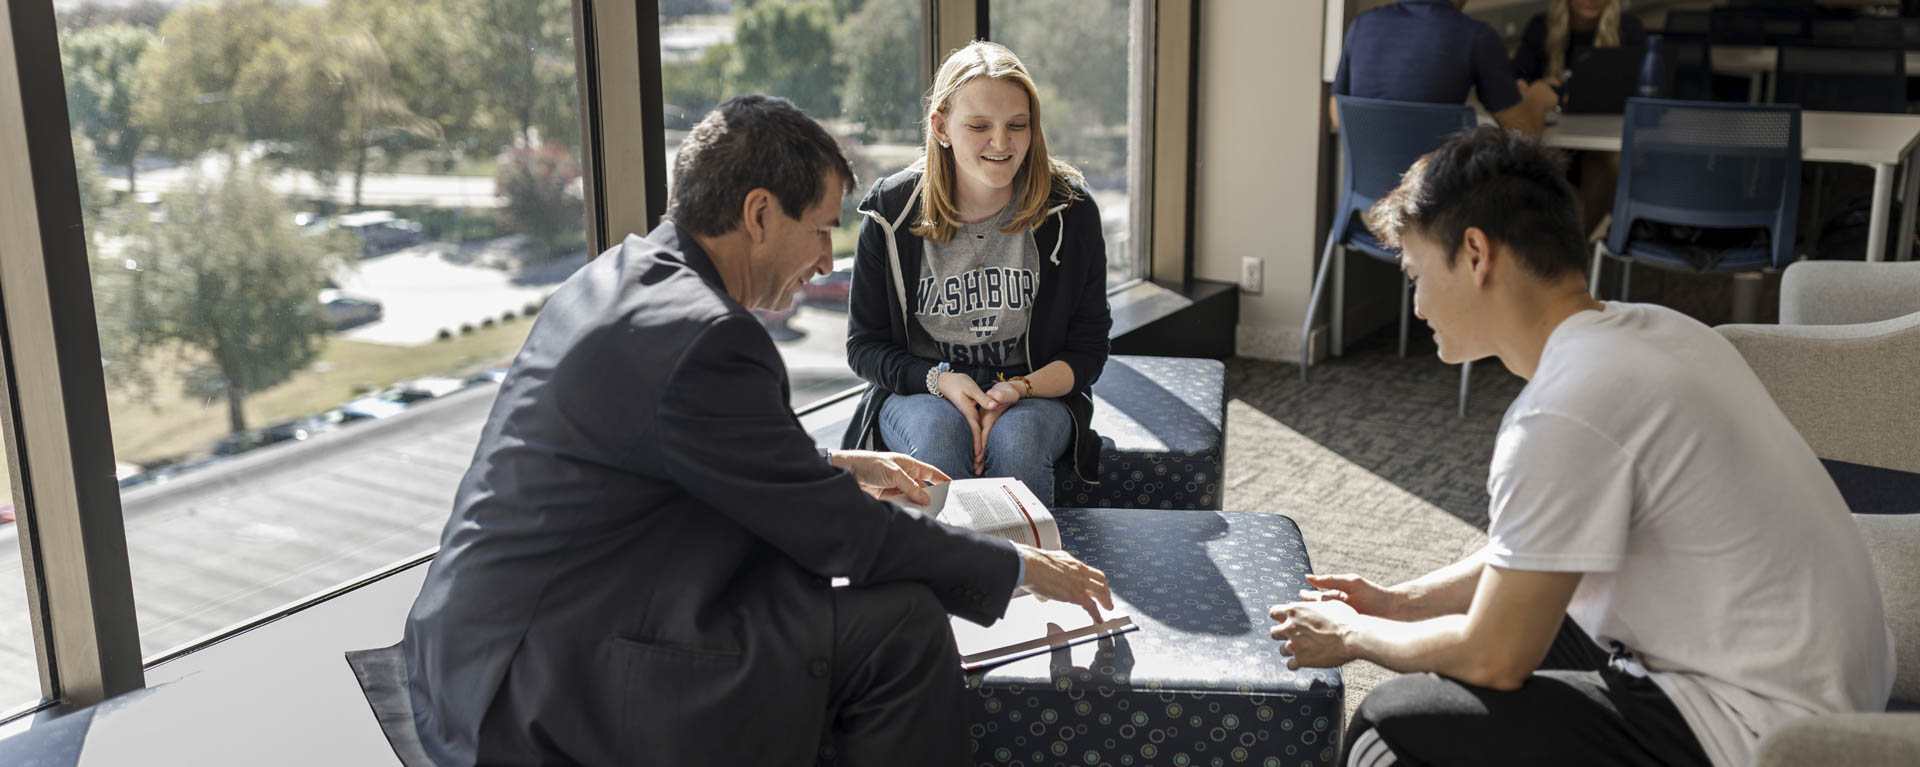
[1511, 0, 1645, 85]
[1513, 0, 1644, 236]
[841, 41, 1111, 507]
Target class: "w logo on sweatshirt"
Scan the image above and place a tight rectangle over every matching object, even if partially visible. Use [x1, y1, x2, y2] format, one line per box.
[969, 316, 998, 338]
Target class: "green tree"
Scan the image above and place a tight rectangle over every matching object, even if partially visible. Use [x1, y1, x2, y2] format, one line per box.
[62, 23, 157, 197]
[494, 138, 584, 258]
[133, 0, 292, 160]
[661, 41, 734, 128]
[69, 131, 114, 248]
[114, 163, 349, 435]
[232, 10, 439, 206]
[728, 0, 839, 118]
[833, 0, 920, 141]
[470, 0, 580, 150]
[994, 0, 1131, 178]
[334, 0, 490, 169]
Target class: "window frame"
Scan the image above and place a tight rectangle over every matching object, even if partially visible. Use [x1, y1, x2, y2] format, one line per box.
[0, 0, 1197, 719]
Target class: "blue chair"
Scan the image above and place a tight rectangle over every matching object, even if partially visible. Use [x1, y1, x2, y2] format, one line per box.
[1305, 97, 1477, 412]
[1593, 99, 1801, 302]
[1774, 45, 1907, 114]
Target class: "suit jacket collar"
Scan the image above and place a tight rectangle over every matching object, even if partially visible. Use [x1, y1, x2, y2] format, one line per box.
[641, 221, 727, 293]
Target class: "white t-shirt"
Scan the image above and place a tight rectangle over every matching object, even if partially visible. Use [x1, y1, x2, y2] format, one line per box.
[1485, 301, 1894, 767]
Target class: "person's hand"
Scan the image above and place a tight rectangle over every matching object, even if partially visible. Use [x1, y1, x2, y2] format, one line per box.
[937, 372, 995, 471]
[1298, 573, 1403, 620]
[973, 382, 1025, 474]
[1016, 543, 1114, 623]
[1269, 598, 1361, 670]
[1523, 76, 1561, 112]
[830, 450, 952, 505]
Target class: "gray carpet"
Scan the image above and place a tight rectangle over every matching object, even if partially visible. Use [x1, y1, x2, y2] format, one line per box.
[1221, 331, 1530, 724]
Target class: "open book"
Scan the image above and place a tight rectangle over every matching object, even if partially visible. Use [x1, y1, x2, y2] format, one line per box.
[892, 478, 1135, 669]
[889, 477, 1061, 550]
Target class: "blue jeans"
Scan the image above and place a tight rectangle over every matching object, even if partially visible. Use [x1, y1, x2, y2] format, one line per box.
[877, 394, 1071, 507]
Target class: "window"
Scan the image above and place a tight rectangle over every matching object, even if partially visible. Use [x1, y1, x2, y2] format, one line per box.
[993, 0, 1153, 289]
[659, 0, 927, 410]
[38, 0, 587, 665]
[0, 456, 35, 712]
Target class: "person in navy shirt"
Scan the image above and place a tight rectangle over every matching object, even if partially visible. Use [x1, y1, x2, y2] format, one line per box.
[1331, 0, 1558, 136]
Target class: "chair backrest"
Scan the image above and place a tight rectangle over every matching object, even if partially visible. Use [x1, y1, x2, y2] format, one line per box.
[1811, 18, 1905, 49]
[1655, 37, 1715, 101]
[1609, 98, 1802, 269]
[1662, 9, 1711, 38]
[1332, 96, 1476, 238]
[1775, 46, 1908, 114]
[1711, 7, 1808, 45]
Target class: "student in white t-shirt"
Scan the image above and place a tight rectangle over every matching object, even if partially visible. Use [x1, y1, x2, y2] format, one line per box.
[1268, 126, 1894, 767]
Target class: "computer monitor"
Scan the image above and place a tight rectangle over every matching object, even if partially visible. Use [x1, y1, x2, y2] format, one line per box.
[1563, 45, 1649, 115]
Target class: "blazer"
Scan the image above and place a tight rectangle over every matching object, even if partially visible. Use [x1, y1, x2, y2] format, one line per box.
[840, 167, 1113, 484]
[402, 222, 1021, 766]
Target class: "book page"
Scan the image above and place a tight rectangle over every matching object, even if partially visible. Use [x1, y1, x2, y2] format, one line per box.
[950, 593, 1134, 668]
[891, 478, 1058, 549]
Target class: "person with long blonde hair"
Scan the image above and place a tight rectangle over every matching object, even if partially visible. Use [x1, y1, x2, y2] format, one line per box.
[1512, 0, 1644, 86]
[1512, 0, 1645, 237]
[841, 41, 1112, 507]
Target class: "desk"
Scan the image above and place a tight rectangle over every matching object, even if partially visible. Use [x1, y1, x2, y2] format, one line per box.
[959, 508, 1344, 767]
[1545, 111, 1920, 262]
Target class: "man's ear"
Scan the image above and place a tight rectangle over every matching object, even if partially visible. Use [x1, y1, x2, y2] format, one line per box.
[741, 188, 774, 244]
[1461, 226, 1495, 288]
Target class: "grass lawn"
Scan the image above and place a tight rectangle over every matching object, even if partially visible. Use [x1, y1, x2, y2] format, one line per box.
[106, 319, 537, 468]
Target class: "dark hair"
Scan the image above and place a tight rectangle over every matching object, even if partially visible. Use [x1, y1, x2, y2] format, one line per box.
[665, 95, 856, 237]
[1366, 126, 1586, 279]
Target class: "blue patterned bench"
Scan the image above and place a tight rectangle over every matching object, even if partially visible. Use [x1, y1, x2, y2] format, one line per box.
[962, 507, 1343, 767]
[1054, 355, 1227, 511]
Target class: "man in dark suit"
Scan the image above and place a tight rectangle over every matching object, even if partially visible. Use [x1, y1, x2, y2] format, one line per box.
[401, 94, 1114, 767]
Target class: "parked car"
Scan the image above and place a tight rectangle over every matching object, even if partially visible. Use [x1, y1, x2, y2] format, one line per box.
[752, 289, 808, 341]
[338, 377, 470, 421]
[210, 414, 340, 457]
[324, 210, 423, 256]
[800, 257, 855, 308]
[319, 289, 384, 330]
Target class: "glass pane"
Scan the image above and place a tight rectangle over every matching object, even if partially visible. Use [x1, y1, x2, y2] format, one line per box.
[659, 0, 926, 409]
[42, 0, 587, 658]
[0, 456, 39, 711]
[994, 0, 1147, 289]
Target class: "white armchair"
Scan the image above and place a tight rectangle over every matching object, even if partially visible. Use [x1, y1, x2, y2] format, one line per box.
[1716, 260, 1920, 766]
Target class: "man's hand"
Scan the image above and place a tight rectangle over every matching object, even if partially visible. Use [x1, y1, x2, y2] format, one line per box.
[1269, 598, 1362, 670]
[829, 450, 951, 505]
[1298, 573, 1403, 620]
[973, 382, 1025, 474]
[1017, 544, 1114, 623]
[938, 372, 995, 470]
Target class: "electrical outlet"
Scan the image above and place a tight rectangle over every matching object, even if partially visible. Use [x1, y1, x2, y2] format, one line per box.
[1240, 256, 1263, 294]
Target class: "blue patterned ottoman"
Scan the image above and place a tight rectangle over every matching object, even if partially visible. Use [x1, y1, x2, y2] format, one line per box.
[1055, 356, 1226, 511]
[965, 508, 1343, 767]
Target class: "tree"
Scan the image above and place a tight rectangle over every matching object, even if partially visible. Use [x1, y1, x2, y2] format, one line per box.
[661, 41, 734, 128]
[495, 138, 584, 259]
[334, 0, 490, 169]
[833, 0, 920, 141]
[113, 163, 349, 435]
[470, 0, 581, 151]
[62, 24, 157, 197]
[133, 0, 292, 160]
[993, 0, 1131, 180]
[728, 0, 839, 118]
[69, 131, 114, 248]
[232, 9, 439, 206]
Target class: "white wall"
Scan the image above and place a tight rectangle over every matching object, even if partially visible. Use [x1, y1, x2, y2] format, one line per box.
[1194, 0, 1331, 361]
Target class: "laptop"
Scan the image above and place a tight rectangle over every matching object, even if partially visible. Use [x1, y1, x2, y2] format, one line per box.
[1561, 44, 1648, 115]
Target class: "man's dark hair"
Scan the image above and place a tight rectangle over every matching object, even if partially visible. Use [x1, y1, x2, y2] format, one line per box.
[665, 95, 856, 237]
[1366, 126, 1586, 279]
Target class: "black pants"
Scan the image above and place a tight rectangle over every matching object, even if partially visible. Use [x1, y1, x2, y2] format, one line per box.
[818, 582, 971, 767]
[1342, 619, 1713, 767]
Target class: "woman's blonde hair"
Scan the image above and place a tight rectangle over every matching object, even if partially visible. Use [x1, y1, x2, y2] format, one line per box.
[912, 41, 1081, 243]
[1545, 0, 1622, 82]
